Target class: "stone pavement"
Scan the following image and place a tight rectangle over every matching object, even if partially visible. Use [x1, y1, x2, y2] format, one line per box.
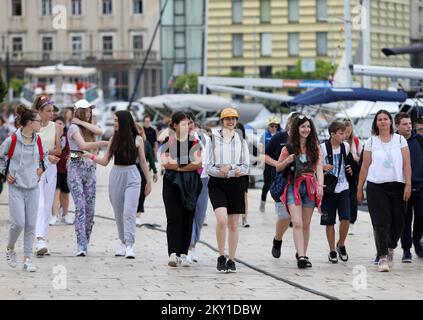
[0, 164, 422, 300]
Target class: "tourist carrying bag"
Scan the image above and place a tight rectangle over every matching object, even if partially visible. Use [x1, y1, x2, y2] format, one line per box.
[323, 141, 345, 195]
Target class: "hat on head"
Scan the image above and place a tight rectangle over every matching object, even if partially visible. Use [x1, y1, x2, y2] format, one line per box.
[268, 115, 281, 125]
[74, 99, 95, 109]
[220, 107, 239, 120]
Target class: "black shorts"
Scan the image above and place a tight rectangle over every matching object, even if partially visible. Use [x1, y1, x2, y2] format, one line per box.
[208, 176, 246, 214]
[242, 175, 249, 193]
[56, 172, 70, 194]
[320, 189, 351, 226]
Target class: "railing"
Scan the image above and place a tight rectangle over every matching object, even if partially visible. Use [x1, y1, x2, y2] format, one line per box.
[1, 50, 158, 63]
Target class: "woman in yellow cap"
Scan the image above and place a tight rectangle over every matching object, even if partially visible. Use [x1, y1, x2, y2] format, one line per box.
[205, 107, 250, 273]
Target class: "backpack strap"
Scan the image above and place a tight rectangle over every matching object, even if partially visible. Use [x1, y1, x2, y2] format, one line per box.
[353, 136, 360, 155]
[325, 140, 334, 165]
[36, 136, 46, 172]
[4, 134, 17, 178]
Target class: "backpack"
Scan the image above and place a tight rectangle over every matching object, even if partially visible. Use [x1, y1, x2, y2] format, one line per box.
[323, 141, 346, 194]
[2, 133, 45, 182]
[269, 145, 294, 202]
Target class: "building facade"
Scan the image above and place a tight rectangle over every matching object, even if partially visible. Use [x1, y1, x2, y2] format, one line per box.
[160, 0, 206, 92]
[207, 0, 411, 89]
[0, 0, 161, 101]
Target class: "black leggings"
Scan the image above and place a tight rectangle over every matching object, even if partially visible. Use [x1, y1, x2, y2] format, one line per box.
[136, 164, 146, 213]
[261, 165, 273, 202]
[349, 180, 358, 224]
[400, 189, 423, 250]
[367, 182, 405, 257]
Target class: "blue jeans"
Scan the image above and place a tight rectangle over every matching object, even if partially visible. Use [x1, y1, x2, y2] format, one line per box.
[286, 181, 315, 208]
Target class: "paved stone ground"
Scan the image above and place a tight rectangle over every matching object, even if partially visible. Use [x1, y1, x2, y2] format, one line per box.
[0, 164, 422, 300]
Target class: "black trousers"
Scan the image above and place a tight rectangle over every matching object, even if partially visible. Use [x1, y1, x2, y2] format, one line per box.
[261, 165, 273, 202]
[400, 189, 423, 250]
[367, 182, 406, 257]
[136, 164, 147, 213]
[163, 177, 195, 256]
[349, 180, 358, 224]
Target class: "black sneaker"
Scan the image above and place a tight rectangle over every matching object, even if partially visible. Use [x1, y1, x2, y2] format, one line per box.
[272, 239, 282, 259]
[216, 255, 227, 272]
[328, 251, 338, 263]
[402, 250, 412, 263]
[297, 256, 308, 269]
[226, 259, 237, 273]
[414, 241, 423, 258]
[336, 243, 349, 262]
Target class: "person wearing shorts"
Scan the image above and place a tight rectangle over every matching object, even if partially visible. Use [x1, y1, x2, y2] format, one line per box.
[205, 108, 249, 273]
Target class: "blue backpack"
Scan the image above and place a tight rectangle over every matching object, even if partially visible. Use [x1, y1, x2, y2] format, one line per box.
[270, 145, 294, 202]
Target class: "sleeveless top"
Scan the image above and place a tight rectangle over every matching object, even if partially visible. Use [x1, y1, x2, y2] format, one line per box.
[38, 121, 56, 151]
[114, 135, 140, 166]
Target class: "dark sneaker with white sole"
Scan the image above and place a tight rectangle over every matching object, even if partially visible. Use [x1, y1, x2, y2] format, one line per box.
[336, 243, 349, 262]
[226, 259, 237, 273]
[328, 251, 338, 263]
[402, 250, 412, 263]
[272, 239, 282, 258]
[216, 255, 227, 272]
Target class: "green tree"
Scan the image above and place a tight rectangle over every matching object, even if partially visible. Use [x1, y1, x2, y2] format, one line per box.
[226, 70, 245, 78]
[173, 73, 199, 93]
[274, 59, 337, 80]
[0, 73, 8, 103]
[10, 78, 25, 96]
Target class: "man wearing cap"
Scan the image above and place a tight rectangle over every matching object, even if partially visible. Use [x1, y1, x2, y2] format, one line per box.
[258, 115, 282, 212]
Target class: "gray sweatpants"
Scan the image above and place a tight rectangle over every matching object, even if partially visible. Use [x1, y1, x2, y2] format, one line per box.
[109, 165, 141, 247]
[191, 177, 209, 246]
[8, 184, 40, 257]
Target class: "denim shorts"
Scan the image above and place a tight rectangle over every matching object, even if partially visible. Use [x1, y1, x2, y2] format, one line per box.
[275, 202, 290, 220]
[286, 181, 316, 208]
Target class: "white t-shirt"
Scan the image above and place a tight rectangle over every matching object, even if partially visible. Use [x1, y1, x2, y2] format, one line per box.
[320, 141, 350, 193]
[364, 134, 408, 184]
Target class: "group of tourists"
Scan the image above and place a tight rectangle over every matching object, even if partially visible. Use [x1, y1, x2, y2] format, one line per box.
[1, 95, 422, 274]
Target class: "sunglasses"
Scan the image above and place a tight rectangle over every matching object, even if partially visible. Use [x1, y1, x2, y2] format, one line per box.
[297, 114, 310, 120]
[269, 124, 279, 128]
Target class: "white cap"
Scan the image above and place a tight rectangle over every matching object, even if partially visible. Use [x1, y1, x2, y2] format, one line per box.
[74, 99, 95, 109]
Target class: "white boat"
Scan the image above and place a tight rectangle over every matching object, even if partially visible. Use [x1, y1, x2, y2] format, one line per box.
[20, 64, 104, 109]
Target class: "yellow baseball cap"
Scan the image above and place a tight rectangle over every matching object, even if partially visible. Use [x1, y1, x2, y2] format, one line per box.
[268, 115, 281, 125]
[220, 107, 239, 120]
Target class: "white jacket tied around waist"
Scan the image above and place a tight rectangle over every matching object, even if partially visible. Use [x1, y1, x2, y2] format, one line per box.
[205, 131, 250, 178]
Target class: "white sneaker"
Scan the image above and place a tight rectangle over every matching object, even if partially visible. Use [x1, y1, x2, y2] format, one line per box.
[348, 224, 356, 235]
[180, 254, 191, 267]
[259, 201, 265, 213]
[125, 246, 135, 259]
[168, 253, 178, 267]
[189, 248, 199, 263]
[76, 250, 86, 257]
[64, 214, 74, 225]
[23, 259, 37, 272]
[115, 243, 126, 257]
[378, 258, 390, 272]
[136, 217, 142, 227]
[6, 249, 17, 268]
[36, 240, 48, 256]
[387, 248, 394, 268]
[49, 215, 59, 226]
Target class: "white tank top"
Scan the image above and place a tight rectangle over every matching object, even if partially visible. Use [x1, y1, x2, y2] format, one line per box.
[38, 121, 56, 151]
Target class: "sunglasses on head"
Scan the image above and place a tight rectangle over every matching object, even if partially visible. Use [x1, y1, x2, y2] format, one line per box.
[297, 114, 310, 120]
[343, 118, 352, 122]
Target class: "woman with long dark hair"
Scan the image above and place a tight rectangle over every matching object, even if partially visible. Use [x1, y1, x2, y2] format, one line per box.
[67, 99, 108, 256]
[84, 111, 151, 258]
[160, 111, 202, 267]
[357, 110, 411, 272]
[276, 115, 324, 269]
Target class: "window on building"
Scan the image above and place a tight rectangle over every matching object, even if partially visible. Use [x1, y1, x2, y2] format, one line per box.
[316, 32, 327, 56]
[288, 0, 299, 22]
[12, 0, 22, 16]
[12, 36, 23, 59]
[133, 0, 143, 14]
[42, 36, 53, 60]
[41, 0, 52, 16]
[133, 35, 143, 58]
[232, 0, 243, 24]
[260, 0, 271, 23]
[232, 34, 244, 57]
[102, 0, 113, 15]
[316, 0, 327, 21]
[102, 35, 114, 56]
[260, 33, 272, 56]
[288, 32, 299, 56]
[71, 35, 83, 57]
[259, 66, 273, 78]
[72, 0, 82, 15]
